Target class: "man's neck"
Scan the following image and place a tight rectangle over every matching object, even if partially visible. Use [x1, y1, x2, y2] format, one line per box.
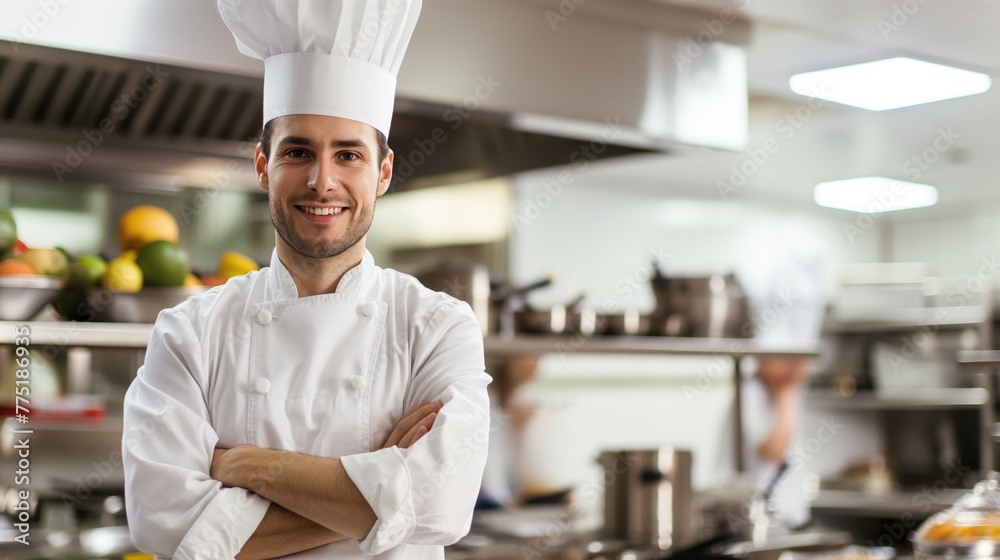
[275, 237, 366, 297]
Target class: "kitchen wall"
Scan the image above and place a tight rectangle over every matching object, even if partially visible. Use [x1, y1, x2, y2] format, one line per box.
[888, 203, 1000, 280]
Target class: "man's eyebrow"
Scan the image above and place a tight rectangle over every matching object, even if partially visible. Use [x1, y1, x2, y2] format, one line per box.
[276, 136, 370, 151]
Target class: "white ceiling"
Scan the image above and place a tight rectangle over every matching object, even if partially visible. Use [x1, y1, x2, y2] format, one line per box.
[597, 0, 1000, 218]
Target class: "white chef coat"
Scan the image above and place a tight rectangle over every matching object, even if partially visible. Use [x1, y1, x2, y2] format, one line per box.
[122, 248, 492, 559]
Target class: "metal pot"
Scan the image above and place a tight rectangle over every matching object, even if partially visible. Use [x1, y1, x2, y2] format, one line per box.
[601, 309, 653, 336]
[650, 264, 750, 338]
[515, 295, 603, 336]
[598, 447, 694, 551]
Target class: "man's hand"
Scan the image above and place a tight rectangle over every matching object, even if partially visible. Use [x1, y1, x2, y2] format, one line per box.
[382, 400, 442, 449]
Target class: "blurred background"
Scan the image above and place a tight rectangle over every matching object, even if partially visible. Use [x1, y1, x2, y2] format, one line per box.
[0, 0, 999, 558]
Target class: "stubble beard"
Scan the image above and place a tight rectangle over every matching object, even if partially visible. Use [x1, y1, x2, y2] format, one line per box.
[270, 195, 375, 259]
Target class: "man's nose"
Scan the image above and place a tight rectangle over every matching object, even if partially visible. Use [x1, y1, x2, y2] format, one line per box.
[307, 157, 340, 192]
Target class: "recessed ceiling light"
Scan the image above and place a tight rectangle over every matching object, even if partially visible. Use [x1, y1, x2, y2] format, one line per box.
[814, 177, 938, 213]
[790, 57, 991, 111]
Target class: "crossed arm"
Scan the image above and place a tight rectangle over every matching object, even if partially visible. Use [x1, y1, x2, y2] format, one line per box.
[212, 401, 442, 560]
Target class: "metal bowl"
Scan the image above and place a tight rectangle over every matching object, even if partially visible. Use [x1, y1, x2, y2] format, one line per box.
[0, 275, 64, 320]
[82, 286, 207, 323]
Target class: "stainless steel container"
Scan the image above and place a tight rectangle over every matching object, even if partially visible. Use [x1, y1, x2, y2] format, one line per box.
[650, 272, 750, 338]
[598, 447, 693, 551]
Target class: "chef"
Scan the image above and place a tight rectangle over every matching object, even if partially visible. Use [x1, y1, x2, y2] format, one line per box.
[121, 1, 492, 558]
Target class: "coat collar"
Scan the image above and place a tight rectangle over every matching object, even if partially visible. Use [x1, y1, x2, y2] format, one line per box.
[265, 247, 376, 302]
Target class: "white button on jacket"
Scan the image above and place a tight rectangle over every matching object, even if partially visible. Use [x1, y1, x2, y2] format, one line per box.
[122, 248, 492, 559]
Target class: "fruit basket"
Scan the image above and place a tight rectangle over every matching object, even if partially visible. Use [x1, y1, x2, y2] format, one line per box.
[0, 275, 64, 321]
[913, 474, 1000, 559]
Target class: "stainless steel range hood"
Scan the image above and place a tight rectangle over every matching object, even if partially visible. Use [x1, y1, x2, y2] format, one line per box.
[0, 0, 749, 192]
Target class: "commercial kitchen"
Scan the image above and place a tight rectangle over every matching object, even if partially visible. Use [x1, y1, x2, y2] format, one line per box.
[0, 0, 997, 558]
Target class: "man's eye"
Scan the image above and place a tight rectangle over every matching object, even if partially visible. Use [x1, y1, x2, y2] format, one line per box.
[285, 149, 308, 158]
[340, 152, 360, 161]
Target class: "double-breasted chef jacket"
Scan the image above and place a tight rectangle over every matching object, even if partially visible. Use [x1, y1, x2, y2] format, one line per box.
[122, 248, 492, 559]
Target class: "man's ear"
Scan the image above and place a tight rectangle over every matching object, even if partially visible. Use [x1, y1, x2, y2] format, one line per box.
[254, 143, 269, 192]
[376, 149, 394, 197]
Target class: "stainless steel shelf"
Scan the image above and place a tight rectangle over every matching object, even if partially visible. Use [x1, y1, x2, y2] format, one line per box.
[959, 350, 1000, 366]
[484, 335, 821, 358]
[809, 388, 988, 410]
[810, 489, 968, 517]
[827, 306, 987, 333]
[0, 321, 153, 348]
[0, 323, 824, 357]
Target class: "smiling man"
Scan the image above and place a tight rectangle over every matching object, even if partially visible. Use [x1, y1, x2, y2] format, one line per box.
[121, 1, 491, 559]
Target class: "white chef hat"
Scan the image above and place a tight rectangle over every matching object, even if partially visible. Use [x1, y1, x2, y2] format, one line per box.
[218, 0, 422, 138]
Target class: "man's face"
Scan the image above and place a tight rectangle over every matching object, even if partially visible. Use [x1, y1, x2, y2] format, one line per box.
[254, 115, 393, 259]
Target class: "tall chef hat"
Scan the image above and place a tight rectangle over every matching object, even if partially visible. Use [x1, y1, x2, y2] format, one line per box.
[218, 0, 422, 138]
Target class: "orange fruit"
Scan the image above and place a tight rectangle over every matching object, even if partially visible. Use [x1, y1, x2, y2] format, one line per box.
[118, 205, 179, 253]
[0, 259, 36, 275]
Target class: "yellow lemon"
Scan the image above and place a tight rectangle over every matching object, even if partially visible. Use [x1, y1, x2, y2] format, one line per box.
[184, 273, 203, 287]
[102, 258, 143, 293]
[219, 251, 259, 280]
[120, 249, 137, 261]
[118, 205, 179, 253]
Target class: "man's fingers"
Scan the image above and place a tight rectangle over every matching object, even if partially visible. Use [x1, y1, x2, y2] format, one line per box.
[399, 413, 436, 448]
[404, 400, 432, 417]
[385, 401, 440, 446]
[383, 401, 442, 448]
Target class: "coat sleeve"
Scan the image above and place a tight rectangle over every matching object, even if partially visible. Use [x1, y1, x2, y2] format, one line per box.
[122, 307, 270, 559]
[340, 298, 491, 554]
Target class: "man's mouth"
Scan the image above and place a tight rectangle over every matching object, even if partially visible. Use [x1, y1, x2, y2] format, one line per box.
[298, 205, 346, 216]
